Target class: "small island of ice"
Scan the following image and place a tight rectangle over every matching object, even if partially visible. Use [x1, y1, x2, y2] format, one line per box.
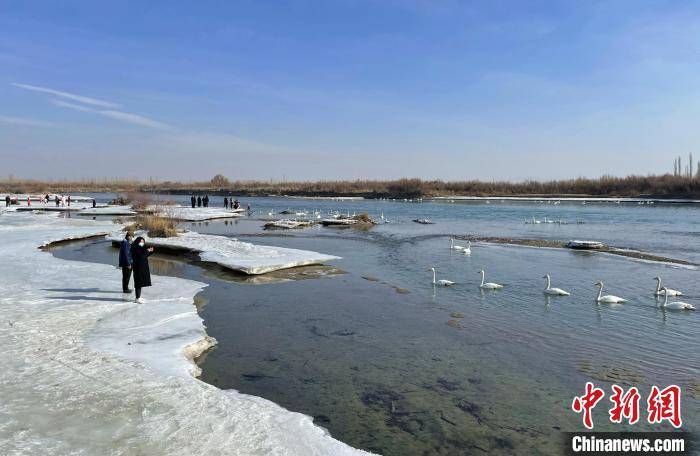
[108, 230, 341, 274]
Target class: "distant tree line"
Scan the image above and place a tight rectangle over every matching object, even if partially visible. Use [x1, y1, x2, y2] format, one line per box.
[673, 153, 700, 179]
[3, 173, 700, 199]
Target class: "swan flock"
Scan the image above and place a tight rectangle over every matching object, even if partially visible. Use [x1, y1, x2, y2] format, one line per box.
[436, 238, 693, 308]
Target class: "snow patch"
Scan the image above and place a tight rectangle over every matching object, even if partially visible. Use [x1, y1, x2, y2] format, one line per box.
[79, 205, 137, 216]
[151, 205, 245, 221]
[108, 230, 341, 275]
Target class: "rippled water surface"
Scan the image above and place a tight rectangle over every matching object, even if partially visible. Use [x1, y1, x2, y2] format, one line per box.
[67, 194, 699, 454]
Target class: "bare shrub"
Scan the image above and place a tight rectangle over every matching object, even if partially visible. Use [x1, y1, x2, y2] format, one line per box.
[353, 212, 376, 224]
[123, 214, 179, 238]
[128, 192, 152, 210]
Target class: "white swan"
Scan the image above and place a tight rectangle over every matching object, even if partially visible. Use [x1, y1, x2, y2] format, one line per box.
[659, 288, 695, 310]
[595, 281, 626, 303]
[654, 277, 683, 296]
[430, 267, 454, 286]
[462, 241, 472, 255]
[478, 270, 503, 289]
[450, 238, 467, 251]
[543, 274, 570, 296]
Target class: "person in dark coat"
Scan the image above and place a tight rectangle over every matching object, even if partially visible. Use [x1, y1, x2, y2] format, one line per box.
[92, 199, 96, 208]
[223, 197, 228, 209]
[197, 196, 202, 207]
[191, 194, 196, 208]
[119, 232, 134, 293]
[55, 195, 60, 207]
[4, 195, 9, 207]
[233, 199, 240, 210]
[203, 195, 209, 207]
[131, 236, 154, 303]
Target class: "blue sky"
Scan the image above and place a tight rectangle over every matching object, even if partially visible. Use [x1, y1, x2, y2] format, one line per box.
[1, 0, 699, 181]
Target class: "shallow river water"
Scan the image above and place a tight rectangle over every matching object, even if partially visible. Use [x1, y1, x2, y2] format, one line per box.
[56, 194, 699, 455]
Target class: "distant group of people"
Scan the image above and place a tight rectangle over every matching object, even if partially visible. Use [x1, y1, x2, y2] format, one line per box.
[224, 197, 240, 210]
[4, 194, 75, 207]
[190, 194, 210, 208]
[190, 194, 249, 211]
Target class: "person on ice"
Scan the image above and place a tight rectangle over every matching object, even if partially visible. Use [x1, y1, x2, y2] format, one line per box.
[131, 236, 154, 304]
[4, 195, 10, 207]
[197, 195, 202, 207]
[191, 194, 196, 208]
[119, 232, 134, 294]
[223, 197, 228, 209]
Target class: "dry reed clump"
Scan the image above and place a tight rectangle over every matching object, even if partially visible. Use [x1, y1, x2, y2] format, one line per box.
[109, 194, 130, 205]
[127, 192, 152, 210]
[353, 212, 377, 224]
[123, 214, 180, 238]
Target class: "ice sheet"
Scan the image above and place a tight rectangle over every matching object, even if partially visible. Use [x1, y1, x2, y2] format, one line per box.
[108, 230, 341, 274]
[0, 210, 369, 455]
[151, 205, 245, 221]
[78, 205, 137, 216]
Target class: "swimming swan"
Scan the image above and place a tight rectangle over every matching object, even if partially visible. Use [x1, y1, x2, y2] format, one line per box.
[462, 241, 472, 255]
[450, 238, 467, 251]
[659, 288, 695, 310]
[479, 270, 503, 289]
[595, 281, 626, 303]
[430, 267, 454, 286]
[543, 274, 570, 296]
[654, 277, 683, 296]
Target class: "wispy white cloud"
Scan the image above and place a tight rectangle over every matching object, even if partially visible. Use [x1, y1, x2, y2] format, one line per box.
[50, 99, 171, 130]
[0, 115, 54, 127]
[12, 82, 121, 108]
[51, 99, 95, 112]
[99, 110, 170, 130]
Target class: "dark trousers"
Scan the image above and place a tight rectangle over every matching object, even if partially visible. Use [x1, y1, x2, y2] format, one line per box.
[121, 267, 132, 292]
[135, 287, 142, 299]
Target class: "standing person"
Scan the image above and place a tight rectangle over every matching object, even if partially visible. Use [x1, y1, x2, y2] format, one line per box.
[67, 195, 71, 207]
[27, 196, 31, 206]
[44, 194, 49, 204]
[223, 197, 228, 209]
[203, 195, 209, 207]
[197, 195, 202, 207]
[92, 199, 97, 208]
[55, 195, 60, 207]
[4, 195, 9, 207]
[119, 232, 134, 294]
[131, 236, 154, 304]
[191, 194, 196, 208]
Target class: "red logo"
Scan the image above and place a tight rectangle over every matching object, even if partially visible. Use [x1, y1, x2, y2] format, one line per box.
[609, 385, 640, 425]
[573, 383, 683, 429]
[572, 382, 605, 429]
[647, 385, 682, 428]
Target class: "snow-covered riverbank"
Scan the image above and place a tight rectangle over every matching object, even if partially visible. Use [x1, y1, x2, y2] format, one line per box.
[0, 211, 369, 455]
